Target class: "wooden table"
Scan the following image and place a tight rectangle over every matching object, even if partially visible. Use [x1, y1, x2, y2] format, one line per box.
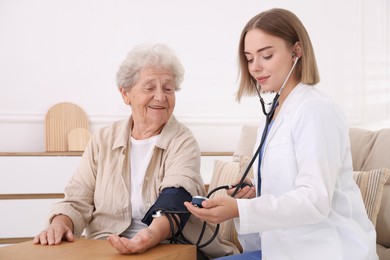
[0, 238, 196, 260]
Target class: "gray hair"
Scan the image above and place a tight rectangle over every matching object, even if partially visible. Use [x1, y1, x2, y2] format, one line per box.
[116, 44, 185, 91]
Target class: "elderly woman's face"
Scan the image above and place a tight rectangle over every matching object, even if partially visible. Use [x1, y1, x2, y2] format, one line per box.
[120, 66, 176, 131]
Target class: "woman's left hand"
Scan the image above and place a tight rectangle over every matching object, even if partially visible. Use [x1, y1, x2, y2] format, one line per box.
[107, 228, 154, 254]
[184, 196, 239, 224]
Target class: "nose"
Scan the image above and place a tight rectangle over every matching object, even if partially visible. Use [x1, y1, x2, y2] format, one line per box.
[249, 58, 262, 73]
[153, 88, 166, 101]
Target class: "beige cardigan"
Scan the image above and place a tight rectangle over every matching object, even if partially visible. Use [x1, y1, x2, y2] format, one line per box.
[49, 115, 238, 258]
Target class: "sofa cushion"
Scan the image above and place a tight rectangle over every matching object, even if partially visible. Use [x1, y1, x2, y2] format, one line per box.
[349, 128, 390, 249]
[377, 175, 390, 248]
[349, 128, 390, 170]
[353, 169, 389, 227]
[208, 160, 243, 252]
[232, 125, 257, 162]
[209, 160, 240, 197]
[239, 156, 254, 180]
[377, 243, 390, 260]
[208, 157, 255, 252]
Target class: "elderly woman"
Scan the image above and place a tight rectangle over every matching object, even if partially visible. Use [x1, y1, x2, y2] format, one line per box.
[34, 44, 238, 258]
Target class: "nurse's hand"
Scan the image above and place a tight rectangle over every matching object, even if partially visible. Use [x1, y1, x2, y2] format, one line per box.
[227, 178, 256, 199]
[184, 197, 238, 224]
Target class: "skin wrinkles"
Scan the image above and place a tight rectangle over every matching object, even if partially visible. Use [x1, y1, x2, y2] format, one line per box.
[120, 66, 176, 140]
[33, 45, 188, 256]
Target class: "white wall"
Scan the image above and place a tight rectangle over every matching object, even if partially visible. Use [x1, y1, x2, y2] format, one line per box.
[0, 0, 389, 152]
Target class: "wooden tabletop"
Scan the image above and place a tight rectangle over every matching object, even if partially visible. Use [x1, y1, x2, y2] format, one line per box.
[0, 238, 196, 260]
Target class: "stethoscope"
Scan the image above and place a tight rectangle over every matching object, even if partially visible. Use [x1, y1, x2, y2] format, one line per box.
[176, 56, 301, 249]
[231, 55, 300, 197]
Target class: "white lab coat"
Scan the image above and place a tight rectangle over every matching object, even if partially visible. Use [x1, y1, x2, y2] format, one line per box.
[235, 83, 378, 260]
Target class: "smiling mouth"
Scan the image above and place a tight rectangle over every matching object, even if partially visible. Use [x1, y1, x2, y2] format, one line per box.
[257, 76, 269, 83]
[149, 105, 166, 109]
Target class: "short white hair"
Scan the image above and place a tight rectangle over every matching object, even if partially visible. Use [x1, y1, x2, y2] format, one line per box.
[116, 44, 185, 91]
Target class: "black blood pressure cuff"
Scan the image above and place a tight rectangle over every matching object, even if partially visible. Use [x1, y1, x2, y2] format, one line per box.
[141, 187, 192, 230]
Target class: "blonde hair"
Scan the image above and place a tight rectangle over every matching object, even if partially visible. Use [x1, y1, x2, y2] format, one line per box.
[236, 8, 320, 101]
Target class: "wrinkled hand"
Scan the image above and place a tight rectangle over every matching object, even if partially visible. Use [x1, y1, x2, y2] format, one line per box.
[227, 178, 256, 199]
[184, 196, 238, 224]
[33, 222, 74, 245]
[108, 228, 155, 254]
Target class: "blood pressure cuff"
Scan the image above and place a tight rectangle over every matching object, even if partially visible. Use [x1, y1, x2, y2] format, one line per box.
[141, 187, 192, 230]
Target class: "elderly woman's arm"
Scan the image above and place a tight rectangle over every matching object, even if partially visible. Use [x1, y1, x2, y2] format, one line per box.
[107, 215, 176, 254]
[108, 187, 192, 254]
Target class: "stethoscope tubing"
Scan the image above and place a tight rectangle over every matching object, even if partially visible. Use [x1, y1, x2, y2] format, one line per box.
[231, 57, 300, 197]
[231, 98, 277, 197]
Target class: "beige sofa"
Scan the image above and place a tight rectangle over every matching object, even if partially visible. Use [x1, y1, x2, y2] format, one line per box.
[208, 126, 390, 259]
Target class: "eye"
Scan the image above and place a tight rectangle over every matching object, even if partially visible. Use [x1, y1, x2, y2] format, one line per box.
[164, 84, 175, 94]
[245, 55, 253, 64]
[144, 84, 155, 91]
[262, 54, 273, 60]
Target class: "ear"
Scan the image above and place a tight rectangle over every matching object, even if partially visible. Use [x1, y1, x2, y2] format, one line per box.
[119, 87, 131, 105]
[292, 42, 302, 59]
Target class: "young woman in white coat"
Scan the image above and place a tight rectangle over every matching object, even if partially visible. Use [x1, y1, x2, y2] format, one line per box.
[185, 8, 378, 260]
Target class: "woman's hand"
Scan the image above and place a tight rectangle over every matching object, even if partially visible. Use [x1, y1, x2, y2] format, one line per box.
[108, 228, 155, 254]
[184, 196, 239, 224]
[33, 215, 74, 245]
[227, 178, 256, 199]
[108, 214, 173, 254]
